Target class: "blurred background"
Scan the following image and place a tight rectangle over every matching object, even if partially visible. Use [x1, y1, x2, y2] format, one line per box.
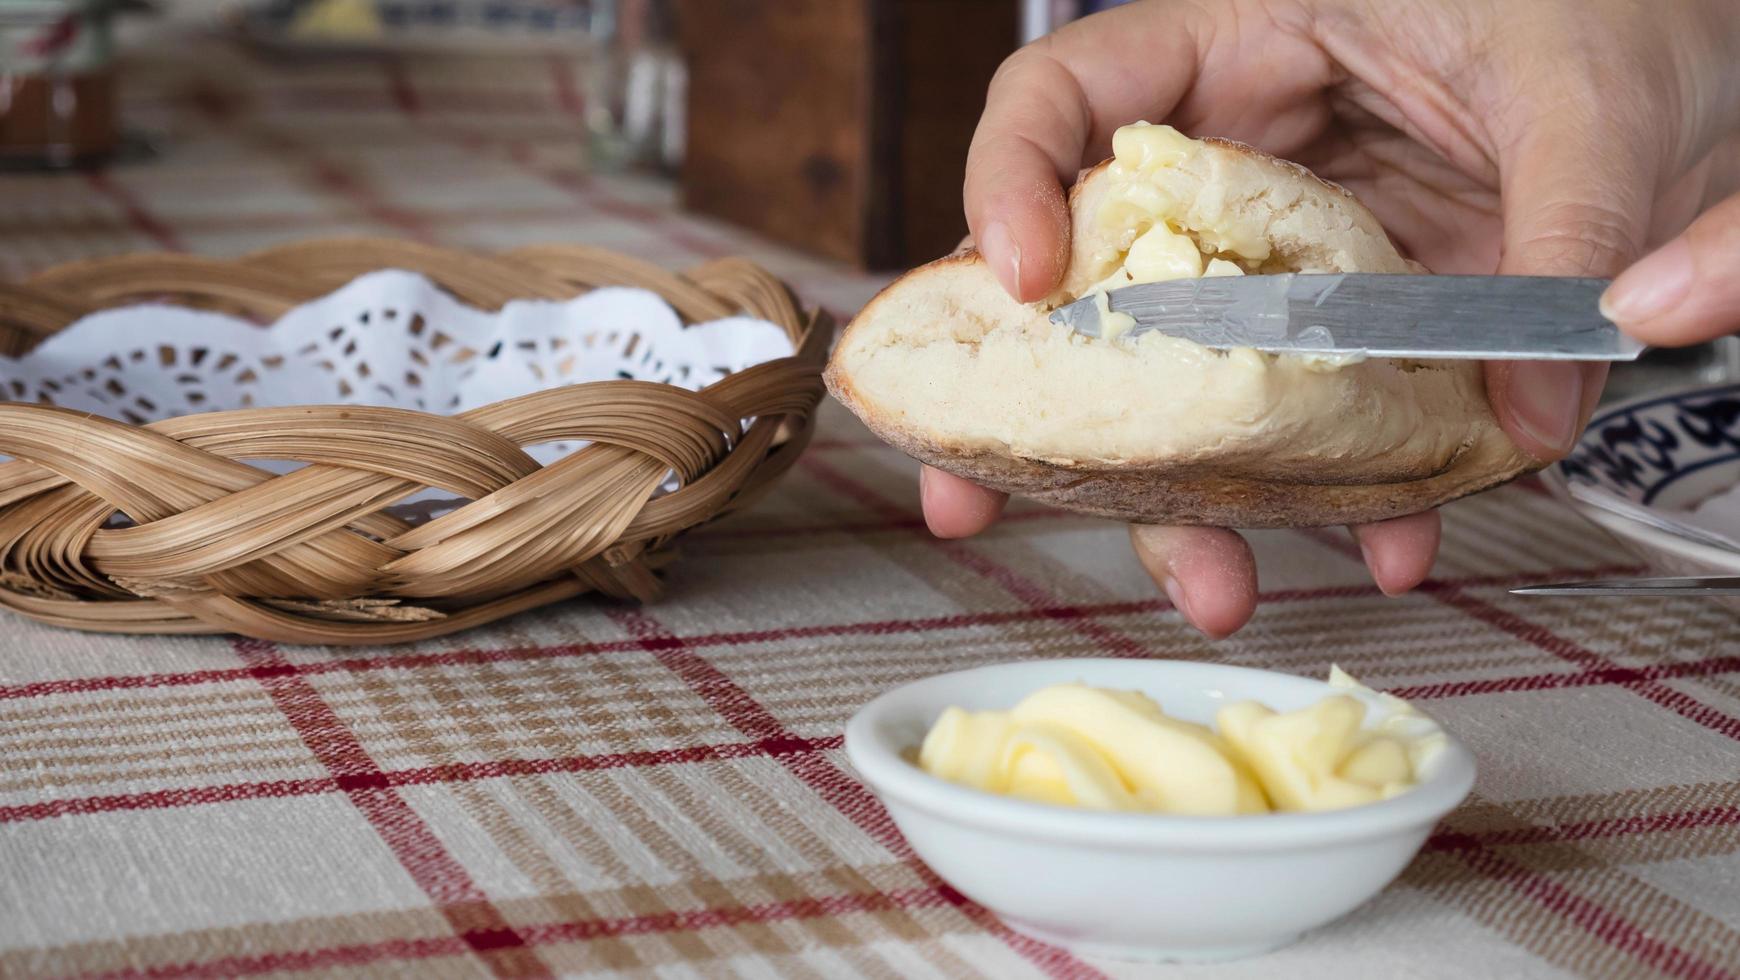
[0, 0, 1126, 272]
[0, 0, 1731, 396]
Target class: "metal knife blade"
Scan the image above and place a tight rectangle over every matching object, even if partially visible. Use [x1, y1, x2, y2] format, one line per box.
[1510, 576, 1740, 597]
[1047, 273, 1645, 360]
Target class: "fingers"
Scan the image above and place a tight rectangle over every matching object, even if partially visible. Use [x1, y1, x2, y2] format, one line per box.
[1601, 190, 1740, 347]
[1128, 525, 1258, 640]
[1349, 510, 1441, 596]
[964, 130, 1074, 302]
[1489, 114, 1653, 460]
[964, 3, 1212, 301]
[919, 466, 1007, 539]
[1482, 359, 1610, 463]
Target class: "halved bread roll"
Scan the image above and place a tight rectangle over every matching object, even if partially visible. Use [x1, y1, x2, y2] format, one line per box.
[825, 123, 1537, 528]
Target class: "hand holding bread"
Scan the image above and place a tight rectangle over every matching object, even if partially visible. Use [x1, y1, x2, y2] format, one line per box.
[830, 0, 1740, 637]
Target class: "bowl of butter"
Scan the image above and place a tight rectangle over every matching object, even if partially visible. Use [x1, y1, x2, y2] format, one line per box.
[843, 659, 1474, 963]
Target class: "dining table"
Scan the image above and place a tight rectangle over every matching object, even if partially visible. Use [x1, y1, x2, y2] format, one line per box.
[0, 31, 1737, 980]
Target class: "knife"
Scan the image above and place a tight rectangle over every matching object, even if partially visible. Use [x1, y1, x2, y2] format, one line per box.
[1047, 274, 1646, 360]
[1510, 576, 1740, 597]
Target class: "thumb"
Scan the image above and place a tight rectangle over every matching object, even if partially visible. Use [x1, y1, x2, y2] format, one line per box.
[1600, 189, 1740, 347]
[1486, 119, 1656, 461]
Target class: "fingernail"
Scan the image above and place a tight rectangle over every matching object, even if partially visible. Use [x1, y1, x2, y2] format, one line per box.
[1601, 237, 1693, 323]
[1161, 575, 1192, 621]
[918, 466, 933, 509]
[1356, 534, 1379, 579]
[979, 221, 1023, 300]
[1505, 360, 1586, 458]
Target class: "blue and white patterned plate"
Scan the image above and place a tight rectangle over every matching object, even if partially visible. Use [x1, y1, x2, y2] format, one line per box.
[1548, 382, 1740, 577]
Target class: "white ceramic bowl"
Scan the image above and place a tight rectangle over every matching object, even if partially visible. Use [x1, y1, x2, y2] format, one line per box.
[845, 659, 1476, 963]
[1549, 381, 1740, 580]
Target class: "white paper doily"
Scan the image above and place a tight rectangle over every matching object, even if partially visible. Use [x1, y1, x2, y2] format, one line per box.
[0, 269, 795, 468]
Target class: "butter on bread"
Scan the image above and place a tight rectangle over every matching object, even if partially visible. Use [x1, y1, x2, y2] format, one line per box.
[824, 123, 1536, 528]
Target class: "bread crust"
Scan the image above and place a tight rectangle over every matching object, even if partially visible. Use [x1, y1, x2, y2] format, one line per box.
[824, 135, 1539, 528]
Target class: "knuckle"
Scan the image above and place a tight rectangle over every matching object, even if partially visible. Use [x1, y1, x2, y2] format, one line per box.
[1512, 202, 1644, 277]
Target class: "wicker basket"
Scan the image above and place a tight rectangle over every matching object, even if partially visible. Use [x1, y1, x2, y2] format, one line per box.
[0, 239, 829, 645]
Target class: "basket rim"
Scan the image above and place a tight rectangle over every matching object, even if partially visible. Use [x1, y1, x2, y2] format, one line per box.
[2, 236, 823, 350]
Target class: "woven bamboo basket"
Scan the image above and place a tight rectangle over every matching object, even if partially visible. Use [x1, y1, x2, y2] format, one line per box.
[0, 239, 829, 645]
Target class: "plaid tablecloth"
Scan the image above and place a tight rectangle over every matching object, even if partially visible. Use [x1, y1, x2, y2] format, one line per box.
[2, 35, 1739, 980]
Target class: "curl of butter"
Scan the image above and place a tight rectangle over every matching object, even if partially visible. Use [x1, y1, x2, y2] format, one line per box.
[917, 671, 1442, 816]
[1328, 664, 1448, 773]
[1099, 122, 1273, 262]
[918, 684, 1267, 816]
[1217, 696, 1414, 812]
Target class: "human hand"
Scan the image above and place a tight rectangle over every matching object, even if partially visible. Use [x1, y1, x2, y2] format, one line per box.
[928, 0, 1740, 637]
[1603, 151, 1740, 344]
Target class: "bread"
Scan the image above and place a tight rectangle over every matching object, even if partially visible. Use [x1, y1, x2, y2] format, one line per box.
[824, 123, 1537, 528]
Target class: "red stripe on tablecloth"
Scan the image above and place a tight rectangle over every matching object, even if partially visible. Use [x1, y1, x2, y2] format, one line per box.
[0, 564, 1654, 703]
[239, 126, 436, 241]
[488, 139, 734, 260]
[549, 57, 584, 116]
[1632, 683, 1740, 742]
[1426, 586, 1607, 671]
[1433, 586, 1740, 743]
[0, 777, 340, 823]
[147, 83, 571, 117]
[1431, 832, 1738, 980]
[798, 455, 1154, 660]
[70, 935, 474, 980]
[85, 172, 183, 251]
[1429, 804, 1740, 851]
[302, 154, 435, 241]
[69, 885, 968, 979]
[1391, 656, 1740, 700]
[521, 883, 957, 943]
[612, 608, 1107, 980]
[233, 639, 549, 978]
[0, 736, 843, 824]
[384, 59, 420, 115]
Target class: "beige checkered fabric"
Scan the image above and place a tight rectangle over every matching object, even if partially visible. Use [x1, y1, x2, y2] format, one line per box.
[1, 34, 1737, 980]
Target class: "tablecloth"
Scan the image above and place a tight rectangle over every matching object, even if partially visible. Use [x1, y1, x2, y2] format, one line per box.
[2, 35, 1738, 980]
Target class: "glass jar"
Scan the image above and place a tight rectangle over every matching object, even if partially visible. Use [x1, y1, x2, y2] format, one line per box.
[584, 0, 681, 173]
[0, 0, 118, 169]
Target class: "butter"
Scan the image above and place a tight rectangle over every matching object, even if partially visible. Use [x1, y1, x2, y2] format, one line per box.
[1110, 123, 1195, 175]
[919, 684, 1266, 816]
[1096, 122, 1272, 263]
[1124, 223, 1204, 282]
[1217, 696, 1416, 811]
[1091, 291, 1138, 341]
[1077, 124, 1266, 348]
[917, 670, 1441, 816]
[1328, 665, 1448, 773]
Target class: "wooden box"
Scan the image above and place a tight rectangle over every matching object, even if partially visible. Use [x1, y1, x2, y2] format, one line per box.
[677, 0, 1017, 270]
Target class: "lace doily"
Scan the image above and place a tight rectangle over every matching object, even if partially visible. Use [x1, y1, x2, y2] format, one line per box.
[0, 269, 795, 468]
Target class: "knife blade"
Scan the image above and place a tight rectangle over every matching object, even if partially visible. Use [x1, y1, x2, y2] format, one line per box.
[1047, 273, 1645, 360]
[1510, 576, 1740, 597]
